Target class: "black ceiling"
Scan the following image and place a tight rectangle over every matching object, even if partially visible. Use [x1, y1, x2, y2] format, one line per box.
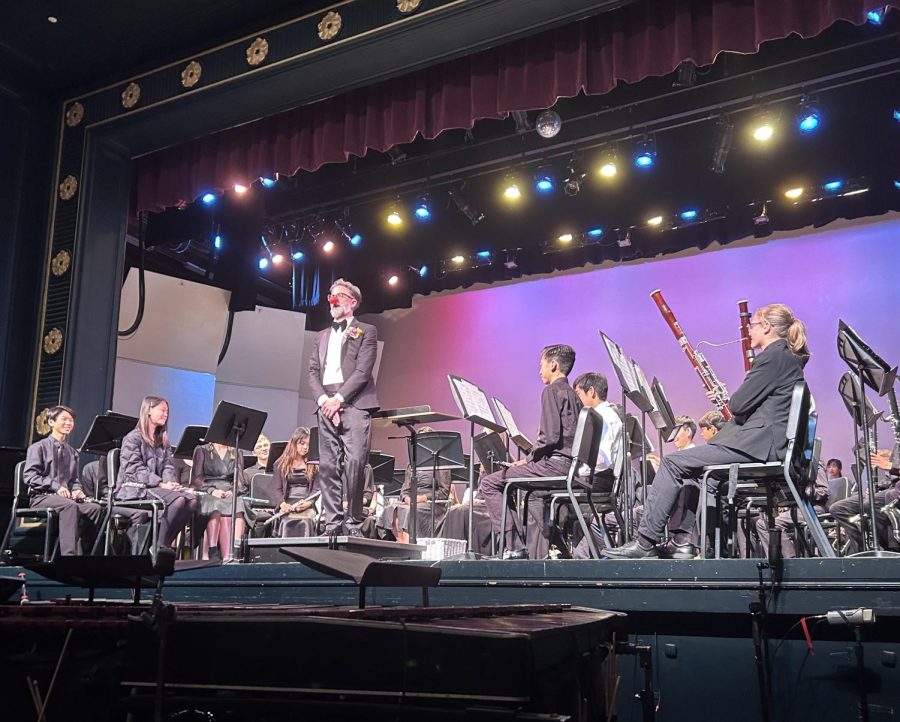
[132, 12, 900, 327]
[0, 0, 332, 96]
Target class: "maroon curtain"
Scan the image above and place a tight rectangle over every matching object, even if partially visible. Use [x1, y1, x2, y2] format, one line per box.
[135, 0, 895, 212]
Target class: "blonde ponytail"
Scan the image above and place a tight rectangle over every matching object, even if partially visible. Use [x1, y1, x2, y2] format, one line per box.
[756, 304, 810, 357]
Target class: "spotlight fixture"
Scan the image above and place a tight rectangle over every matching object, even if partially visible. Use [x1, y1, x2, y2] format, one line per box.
[534, 167, 555, 193]
[679, 209, 699, 221]
[894, 180, 900, 190]
[233, 183, 249, 194]
[585, 228, 603, 239]
[617, 228, 632, 248]
[893, 109, 900, 122]
[672, 59, 697, 88]
[260, 177, 277, 188]
[387, 274, 400, 287]
[867, 7, 886, 24]
[416, 264, 429, 278]
[291, 250, 304, 261]
[647, 215, 664, 226]
[823, 180, 843, 192]
[271, 252, 284, 265]
[535, 109, 562, 138]
[784, 187, 804, 200]
[563, 156, 586, 196]
[598, 150, 618, 178]
[386, 146, 407, 165]
[414, 195, 432, 220]
[201, 192, 217, 205]
[258, 257, 269, 270]
[751, 112, 776, 142]
[451, 255, 466, 264]
[213, 234, 223, 250]
[335, 219, 362, 247]
[386, 202, 403, 226]
[710, 118, 734, 174]
[322, 240, 335, 253]
[502, 175, 522, 200]
[558, 233, 574, 243]
[633, 137, 656, 169]
[752, 202, 770, 226]
[448, 187, 485, 225]
[503, 250, 520, 270]
[474, 250, 492, 267]
[510, 110, 532, 134]
[797, 98, 820, 134]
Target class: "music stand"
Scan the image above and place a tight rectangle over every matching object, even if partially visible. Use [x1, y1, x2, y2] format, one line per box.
[651, 378, 679, 447]
[173, 425, 208, 460]
[80, 413, 141, 555]
[307, 427, 320, 463]
[451, 454, 471, 482]
[407, 431, 465, 530]
[205, 401, 268, 555]
[473, 430, 510, 474]
[492, 397, 533, 456]
[265, 442, 288, 473]
[448, 375, 506, 552]
[369, 452, 397, 493]
[838, 322, 900, 556]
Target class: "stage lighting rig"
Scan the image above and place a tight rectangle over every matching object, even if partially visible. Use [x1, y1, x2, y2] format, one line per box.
[751, 111, 776, 142]
[672, 59, 697, 88]
[797, 97, 820, 133]
[598, 149, 618, 179]
[710, 118, 734, 174]
[563, 156, 586, 196]
[386, 146, 407, 165]
[414, 194, 432, 220]
[448, 186, 485, 225]
[510, 110, 532, 134]
[633, 136, 656, 169]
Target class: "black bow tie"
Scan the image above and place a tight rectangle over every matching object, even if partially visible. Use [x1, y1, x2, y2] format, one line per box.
[331, 320, 348, 332]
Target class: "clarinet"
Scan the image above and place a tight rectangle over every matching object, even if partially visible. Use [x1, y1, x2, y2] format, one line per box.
[738, 299, 756, 372]
[650, 289, 733, 420]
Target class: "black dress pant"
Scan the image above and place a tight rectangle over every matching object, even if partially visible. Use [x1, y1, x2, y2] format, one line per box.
[30, 494, 104, 555]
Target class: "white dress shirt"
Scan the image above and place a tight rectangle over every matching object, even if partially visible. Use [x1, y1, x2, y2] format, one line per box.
[593, 401, 624, 475]
[318, 317, 353, 406]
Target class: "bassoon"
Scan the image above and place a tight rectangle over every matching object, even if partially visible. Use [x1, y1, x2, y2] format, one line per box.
[738, 299, 756, 372]
[650, 289, 733, 420]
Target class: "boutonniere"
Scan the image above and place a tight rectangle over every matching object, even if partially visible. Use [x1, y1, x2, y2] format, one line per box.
[347, 326, 364, 340]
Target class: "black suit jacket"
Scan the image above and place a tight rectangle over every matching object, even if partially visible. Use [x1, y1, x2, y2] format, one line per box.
[709, 339, 807, 462]
[308, 318, 380, 411]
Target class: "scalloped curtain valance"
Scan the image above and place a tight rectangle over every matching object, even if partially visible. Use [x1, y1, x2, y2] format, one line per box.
[135, 0, 895, 212]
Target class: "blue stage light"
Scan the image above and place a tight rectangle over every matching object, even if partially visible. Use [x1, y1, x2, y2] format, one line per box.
[633, 137, 656, 169]
[586, 228, 603, 238]
[201, 192, 216, 205]
[823, 180, 843, 192]
[867, 9, 884, 24]
[476, 251, 491, 259]
[260, 177, 276, 188]
[679, 209, 698, 221]
[894, 180, 900, 190]
[798, 112, 820, 133]
[535, 175, 554, 192]
[213, 234, 222, 250]
[418, 264, 428, 278]
[350, 233, 362, 247]
[258, 257, 269, 270]
[291, 251, 304, 261]
[414, 195, 432, 220]
[894, 109, 900, 122]
[634, 152, 654, 168]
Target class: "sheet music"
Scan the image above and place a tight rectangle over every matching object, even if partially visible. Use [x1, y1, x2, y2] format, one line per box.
[448, 375, 496, 423]
[600, 331, 638, 393]
[493, 397, 522, 439]
[631, 360, 658, 412]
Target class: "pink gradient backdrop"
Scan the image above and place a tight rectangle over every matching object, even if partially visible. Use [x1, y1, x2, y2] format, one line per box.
[367, 216, 900, 472]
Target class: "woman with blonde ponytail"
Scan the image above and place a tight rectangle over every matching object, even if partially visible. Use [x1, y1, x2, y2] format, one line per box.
[605, 302, 810, 560]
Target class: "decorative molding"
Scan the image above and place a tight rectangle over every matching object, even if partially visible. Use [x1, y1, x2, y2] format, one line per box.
[181, 60, 202, 88]
[121, 82, 141, 109]
[34, 408, 51, 436]
[397, 0, 423, 13]
[65, 102, 84, 127]
[43, 328, 63, 355]
[58, 175, 78, 200]
[318, 11, 342, 41]
[246, 37, 269, 66]
[51, 249, 71, 277]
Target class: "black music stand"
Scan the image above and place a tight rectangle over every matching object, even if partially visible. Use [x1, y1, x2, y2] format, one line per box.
[308, 427, 320, 463]
[448, 375, 506, 553]
[473, 430, 511, 475]
[80, 413, 140, 554]
[205, 401, 267, 555]
[838, 321, 899, 556]
[407, 431, 465, 531]
[265, 442, 288, 473]
[369, 452, 397, 494]
[651, 377, 679, 450]
[173, 425, 207, 460]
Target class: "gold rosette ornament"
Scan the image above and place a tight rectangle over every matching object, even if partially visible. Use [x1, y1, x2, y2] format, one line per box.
[65, 102, 84, 127]
[318, 11, 342, 41]
[246, 37, 269, 66]
[51, 250, 71, 277]
[58, 175, 78, 201]
[35, 409, 51, 437]
[397, 0, 423, 13]
[121, 82, 141, 109]
[181, 61, 202, 88]
[43, 328, 63, 355]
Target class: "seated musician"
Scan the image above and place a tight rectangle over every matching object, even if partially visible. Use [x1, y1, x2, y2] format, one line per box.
[116, 396, 197, 552]
[830, 450, 899, 554]
[193, 441, 255, 561]
[23, 406, 104, 555]
[479, 344, 581, 560]
[244, 434, 274, 531]
[440, 481, 494, 555]
[378, 431, 452, 542]
[606, 304, 809, 559]
[272, 427, 320, 538]
[81, 457, 150, 553]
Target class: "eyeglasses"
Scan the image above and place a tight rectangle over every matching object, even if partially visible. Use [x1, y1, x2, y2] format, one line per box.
[747, 321, 764, 328]
[327, 292, 354, 303]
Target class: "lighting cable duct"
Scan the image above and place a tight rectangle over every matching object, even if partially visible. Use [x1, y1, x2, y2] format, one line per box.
[119, 211, 148, 337]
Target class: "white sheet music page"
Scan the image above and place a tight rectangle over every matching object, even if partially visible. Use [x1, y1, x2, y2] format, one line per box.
[631, 360, 658, 412]
[449, 375, 495, 422]
[493, 397, 522, 438]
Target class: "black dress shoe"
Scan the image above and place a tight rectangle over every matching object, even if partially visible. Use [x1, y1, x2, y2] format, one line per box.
[657, 540, 698, 560]
[346, 528, 365, 538]
[502, 548, 529, 560]
[602, 540, 659, 559]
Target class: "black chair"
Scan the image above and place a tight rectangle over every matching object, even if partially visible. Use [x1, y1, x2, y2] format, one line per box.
[97, 448, 164, 561]
[1, 461, 59, 562]
[499, 407, 604, 559]
[698, 381, 835, 559]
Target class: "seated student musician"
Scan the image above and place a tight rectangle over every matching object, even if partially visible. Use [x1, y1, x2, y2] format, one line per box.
[193, 440, 255, 561]
[440, 481, 494, 555]
[605, 303, 810, 559]
[23, 406, 104, 556]
[243, 434, 274, 532]
[272, 426, 320, 538]
[567, 372, 623, 558]
[116, 396, 198, 551]
[81, 457, 150, 554]
[479, 344, 582, 560]
[830, 449, 899, 554]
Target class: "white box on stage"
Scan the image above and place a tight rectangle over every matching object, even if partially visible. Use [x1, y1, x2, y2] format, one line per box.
[420, 537, 467, 560]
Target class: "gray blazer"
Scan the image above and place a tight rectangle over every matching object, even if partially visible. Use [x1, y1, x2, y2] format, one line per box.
[308, 318, 380, 411]
[709, 339, 807, 462]
[115, 429, 178, 501]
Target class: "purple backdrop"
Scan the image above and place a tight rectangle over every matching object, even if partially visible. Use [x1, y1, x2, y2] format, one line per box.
[367, 216, 900, 474]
